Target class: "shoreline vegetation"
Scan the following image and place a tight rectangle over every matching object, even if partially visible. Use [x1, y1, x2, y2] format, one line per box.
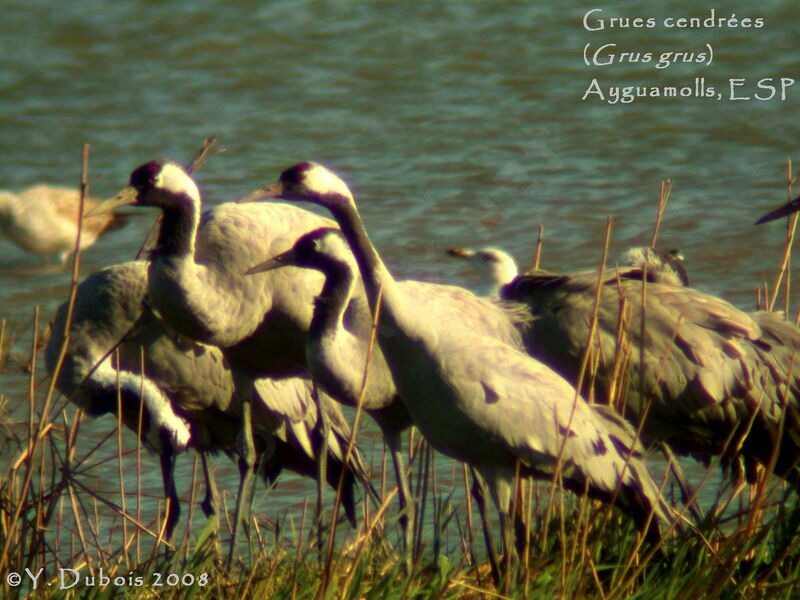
[1, 146, 799, 598]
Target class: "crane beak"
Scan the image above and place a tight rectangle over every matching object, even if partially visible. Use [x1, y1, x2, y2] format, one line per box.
[245, 247, 297, 275]
[238, 181, 284, 203]
[85, 186, 138, 217]
[446, 247, 475, 259]
[756, 195, 800, 225]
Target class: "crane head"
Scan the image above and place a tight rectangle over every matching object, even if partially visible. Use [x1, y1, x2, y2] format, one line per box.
[239, 162, 354, 207]
[86, 160, 200, 217]
[246, 227, 350, 276]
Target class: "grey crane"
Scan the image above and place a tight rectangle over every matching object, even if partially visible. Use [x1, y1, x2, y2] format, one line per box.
[245, 227, 535, 557]
[88, 159, 345, 557]
[239, 163, 675, 579]
[45, 260, 371, 541]
[448, 242, 800, 486]
[0, 184, 126, 264]
[247, 227, 417, 554]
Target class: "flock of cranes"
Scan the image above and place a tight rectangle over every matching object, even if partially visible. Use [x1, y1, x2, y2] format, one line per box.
[18, 154, 800, 580]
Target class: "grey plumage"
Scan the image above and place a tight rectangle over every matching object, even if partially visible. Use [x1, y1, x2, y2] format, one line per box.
[90, 159, 353, 557]
[245, 229, 531, 555]
[455, 245, 800, 485]
[44, 261, 371, 537]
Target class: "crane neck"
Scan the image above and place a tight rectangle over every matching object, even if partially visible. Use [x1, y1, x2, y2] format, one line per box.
[326, 202, 413, 333]
[153, 198, 199, 258]
[89, 360, 190, 452]
[310, 259, 356, 340]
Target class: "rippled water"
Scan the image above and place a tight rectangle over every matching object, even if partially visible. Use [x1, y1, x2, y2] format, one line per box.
[0, 1, 797, 545]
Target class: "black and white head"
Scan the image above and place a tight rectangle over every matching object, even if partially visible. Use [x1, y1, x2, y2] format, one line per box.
[621, 246, 689, 287]
[239, 162, 354, 208]
[246, 227, 354, 276]
[447, 246, 519, 291]
[87, 160, 201, 217]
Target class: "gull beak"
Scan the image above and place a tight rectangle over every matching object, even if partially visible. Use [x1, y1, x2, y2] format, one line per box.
[668, 249, 684, 262]
[238, 180, 284, 203]
[446, 247, 475, 259]
[85, 186, 138, 217]
[245, 246, 298, 275]
[756, 195, 800, 225]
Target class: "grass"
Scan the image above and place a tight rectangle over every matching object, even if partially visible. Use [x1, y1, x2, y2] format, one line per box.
[2, 153, 800, 598]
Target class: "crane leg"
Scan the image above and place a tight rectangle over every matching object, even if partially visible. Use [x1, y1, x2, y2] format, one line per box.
[228, 395, 256, 565]
[386, 429, 414, 568]
[313, 383, 330, 553]
[199, 453, 221, 554]
[660, 443, 703, 523]
[199, 453, 220, 519]
[159, 450, 180, 543]
[484, 468, 516, 592]
[470, 469, 501, 588]
[498, 511, 514, 592]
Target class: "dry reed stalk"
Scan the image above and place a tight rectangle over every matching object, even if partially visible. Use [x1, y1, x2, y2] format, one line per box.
[312, 381, 329, 555]
[650, 179, 672, 249]
[319, 286, 383, 598]
[66, 480, 94, 576]
[0, 318, 6, 368]
[252, 512, 265, 557]
[661, 444, 703, 523]
[135, 349, 145, 563]
[339, 489, 399, 597]
[567, 479, 592, 590]
[461, 464, 479, 571]
[532, 223, 544, 270]
[28, 306, 39, 444]
[180, 455, 200, 560]
[617, 441, 748, 599]
[430, 449, 440, 558]
[240, 550, 265, 598]
[289, 499, 309, 600]
[114, 348, 129, 568]
[542, 217, 613, 550]
[522, 479, 534, 595]
[768, 160, 797, 312]
[448, 579, 513, 599]
[149, 495, 175, 562]
[362, 479, 371, 546]
[739, 356, 795, 541]
[0, 144, 91, 575]
[583, 546, 608, 600]
[414, 442, 432, 560]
